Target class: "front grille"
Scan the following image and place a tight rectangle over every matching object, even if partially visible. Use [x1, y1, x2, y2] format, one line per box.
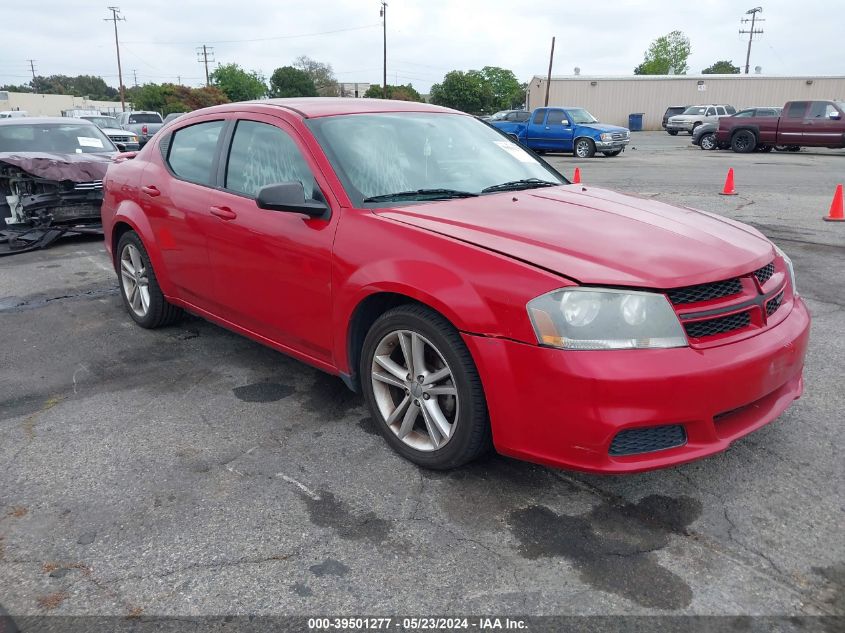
[755, 262, 775, 285]
[667, 278, 742, 305]
[684, 311, 751, 338]
[609, 425, 687, 456]
[110, 135, 132, 142]
[610, 132, 627, 140]
[766, 291, 784, 317]
[73, 181, 103, 191]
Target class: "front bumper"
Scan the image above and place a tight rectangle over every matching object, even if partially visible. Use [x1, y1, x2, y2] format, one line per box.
[463, 297, 810, 473]
[595, 139, 630, 151]
[667, 122, 694, 132]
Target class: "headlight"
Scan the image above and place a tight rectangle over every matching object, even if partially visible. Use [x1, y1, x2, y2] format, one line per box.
[775, 246, 797, 296]
[527, 288, 688, 350]
[131, 135, 139, 142]
[600, 133, 613, 141]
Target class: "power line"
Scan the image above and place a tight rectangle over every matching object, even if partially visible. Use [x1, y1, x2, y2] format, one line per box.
[740, 7, 765, 74]
[104, 6, 127, 111]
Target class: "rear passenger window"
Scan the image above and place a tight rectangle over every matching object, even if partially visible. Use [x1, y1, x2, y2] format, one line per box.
[225, 120, 315, 199]
[166, 120, 225, 186]
[532, 110, 545, 125]
[786, 102, 808, 118]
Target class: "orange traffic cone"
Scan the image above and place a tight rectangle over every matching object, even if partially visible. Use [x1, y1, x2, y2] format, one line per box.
[824, 184, 845, 222]
[719, 168, 737, 196]
[572, 167, 581, 184]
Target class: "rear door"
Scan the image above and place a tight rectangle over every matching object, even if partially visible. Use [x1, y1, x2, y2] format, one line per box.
[140, 116, 227, 308]
[778, 101, 808, 144]
[803, 102, 844, 146]
[203, 114, 338, 363]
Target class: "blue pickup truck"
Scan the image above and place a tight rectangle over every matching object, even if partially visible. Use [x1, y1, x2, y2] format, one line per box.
[490, 107, 630, 158]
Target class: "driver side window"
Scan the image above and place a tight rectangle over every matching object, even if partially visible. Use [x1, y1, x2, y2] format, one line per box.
[225, 120, 314, 199]
[546, 110, 568, 126]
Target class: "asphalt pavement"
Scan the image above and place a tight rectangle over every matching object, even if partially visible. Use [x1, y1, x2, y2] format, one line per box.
[0, 132, 842, 626]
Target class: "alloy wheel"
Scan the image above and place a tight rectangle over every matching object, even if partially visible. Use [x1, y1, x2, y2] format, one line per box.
[701, 135, 716, 150]
[575, 140, 592, 158]
[120, 243, 150, 318]
[370, 329, 459, 451]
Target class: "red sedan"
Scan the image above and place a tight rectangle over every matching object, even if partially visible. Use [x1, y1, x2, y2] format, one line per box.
[100, 99, 810, 473]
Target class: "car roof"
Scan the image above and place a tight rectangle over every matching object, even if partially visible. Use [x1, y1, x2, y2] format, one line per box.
[228, 97, 458, 119]
[0, 116, 97, 126]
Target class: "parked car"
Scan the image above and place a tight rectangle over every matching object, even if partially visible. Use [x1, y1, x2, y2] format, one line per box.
[100, 99, 809, 473]
[717, 100, 845, 153]
[80, 115, 140, 151]
[163, 112, 186, 125]
[662, 105, 690, 129]
[116, 110, 164, 147]
[666, 104, 736, 135]
[691, 122, 722, 150]
[491, 106, 630, 157]
[0, 110, 27, 119]
[1, 117, 116, 252]
[482, 110, 530, 123]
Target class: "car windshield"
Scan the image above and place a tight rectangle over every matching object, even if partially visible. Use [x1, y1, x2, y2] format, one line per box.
[683, 107, 708, 115]
[82, 116, 119, 128]
[567, 108, 599, 124]
[0, 122, 115, 153]
[128, 113, 162, 124]
[308, 112, 564, 205]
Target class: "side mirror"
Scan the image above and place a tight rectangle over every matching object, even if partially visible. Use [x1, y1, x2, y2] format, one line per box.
[830, 111, 841, 120]
[560, 120, 570, 126]
[256, 182, 328, 218]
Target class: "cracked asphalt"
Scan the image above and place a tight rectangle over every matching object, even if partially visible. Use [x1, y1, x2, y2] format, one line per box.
[0, 133, 842, 623]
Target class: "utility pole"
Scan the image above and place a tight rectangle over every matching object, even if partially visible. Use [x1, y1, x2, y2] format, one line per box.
[740, 7, 764, 74]
[380, 2, 388, 98]
[544, 36, 555, 107]
[105, 7, 127, 111]
[197, 45, 214, 86]
[132, 69, 138, 87]
[27, 59, 37, 92]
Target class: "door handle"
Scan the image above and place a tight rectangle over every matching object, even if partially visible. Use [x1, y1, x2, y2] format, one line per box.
[210, 205, 237, 220]
[141, 185, 160, 197]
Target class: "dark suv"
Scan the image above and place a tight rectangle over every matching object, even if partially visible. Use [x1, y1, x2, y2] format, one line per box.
[662, 106, 690, 129]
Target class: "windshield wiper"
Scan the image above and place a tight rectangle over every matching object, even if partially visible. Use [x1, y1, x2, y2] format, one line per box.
[481, 178, 560, 193]
[363, 188, 479, 203]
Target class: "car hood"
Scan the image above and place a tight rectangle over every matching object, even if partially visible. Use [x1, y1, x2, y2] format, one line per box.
[578, 123, 629, 134]
[373, 185, 774, 288]
[0, 152, 116, 182]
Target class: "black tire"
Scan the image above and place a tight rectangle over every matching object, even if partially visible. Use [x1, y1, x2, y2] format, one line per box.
[115, 231, 183, 328]
[699, 133, 717, 150]
[690, 123, 701, 135]
[360, 304, 491, 470]
[667, 130, 678, 136]
[602, 150, 622, 157]
[574, 138, 596, 158]
[731, 130, 757, 153]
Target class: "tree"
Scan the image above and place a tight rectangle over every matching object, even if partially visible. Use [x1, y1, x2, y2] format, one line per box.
[127, 83, 228, 115]
[479, 66, 523, 110]
[430, 70, 493, 114]
[634, 31, 691, 75]
[293, 56, 338, 97]
[0, 83, 34, 93]
[210, 63, 266, 102]
[363, 83, 422, 101]
[269, 66, 317, 98]
[3, 74, 119, 99]
[702, 60, 740, 74]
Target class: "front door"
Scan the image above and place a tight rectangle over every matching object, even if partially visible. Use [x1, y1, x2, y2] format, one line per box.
[542, 109, 575, 151]
[204, 116, 338, 365]
[803, 102, 844, 146]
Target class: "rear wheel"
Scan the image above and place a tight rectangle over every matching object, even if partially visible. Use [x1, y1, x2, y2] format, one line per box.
[574, 138, 596, 158]
[731, 130, 757, 153]
[116, 231, 182, 328]
[699, 133, 717, 150]
[360, 304, 491, 470]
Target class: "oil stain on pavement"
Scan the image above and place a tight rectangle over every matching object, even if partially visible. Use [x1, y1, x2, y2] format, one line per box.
[303, 373, 360, 421]
[232, 382, 295, 403]
[300, 489, 391, 544]
[507, 495, 702, 610]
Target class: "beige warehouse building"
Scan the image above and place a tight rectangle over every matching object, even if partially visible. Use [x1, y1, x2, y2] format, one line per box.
[527, 75, 845, 131]
[0, 91, 126, 117]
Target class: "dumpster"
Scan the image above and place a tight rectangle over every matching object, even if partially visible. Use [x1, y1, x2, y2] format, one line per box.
[628, 113, 644, 132]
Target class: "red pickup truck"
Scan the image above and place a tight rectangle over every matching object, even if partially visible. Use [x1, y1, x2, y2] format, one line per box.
[716, 100, 845, 153]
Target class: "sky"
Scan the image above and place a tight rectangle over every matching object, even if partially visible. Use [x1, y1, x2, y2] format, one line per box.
[0, 0, 838, 94]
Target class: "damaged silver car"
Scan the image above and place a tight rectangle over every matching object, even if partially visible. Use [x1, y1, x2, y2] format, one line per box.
[0, 117, 118, 255]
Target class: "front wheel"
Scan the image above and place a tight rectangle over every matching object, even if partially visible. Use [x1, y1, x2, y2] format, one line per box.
[574, 138, 596, 158]
[731, 130, 757, 153]
[699, 133, 717, 150]
[602, 150, 622, 157]
[667, 130, 678, 136]
[360, 304, 491, 470]
[116, 231, 182, 328]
